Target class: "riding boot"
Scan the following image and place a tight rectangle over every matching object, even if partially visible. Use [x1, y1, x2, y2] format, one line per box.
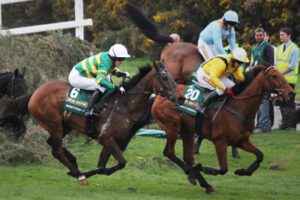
[85, 90, 102, 137]
[196, 91, 219, 113]
[84, 90, 102, 117]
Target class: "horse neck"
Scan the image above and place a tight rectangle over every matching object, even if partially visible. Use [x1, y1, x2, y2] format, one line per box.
[120, 69, 155, 116]
[230, 72, 265, 119]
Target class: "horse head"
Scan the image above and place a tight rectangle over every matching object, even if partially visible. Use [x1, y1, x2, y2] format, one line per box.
[0, 67, 28, 98]
[258, 61, 295, 103]
[153, 60, 177, 101]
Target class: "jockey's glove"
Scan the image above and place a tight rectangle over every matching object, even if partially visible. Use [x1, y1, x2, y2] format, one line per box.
[124, 72, 130, 77]
[119, 86, 126, 94]
[225, 88, 233, 96]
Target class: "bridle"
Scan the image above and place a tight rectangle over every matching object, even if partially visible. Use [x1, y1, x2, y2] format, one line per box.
[154, 68, 178, 101]
[232, 66, 286, 100]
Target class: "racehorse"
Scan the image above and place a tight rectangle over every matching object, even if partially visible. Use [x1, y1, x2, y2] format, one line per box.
[151, 63, 294, 192]
[0, 62, 179, 185]
[0, 68, 27, 99]
[125, 3, 240, 157]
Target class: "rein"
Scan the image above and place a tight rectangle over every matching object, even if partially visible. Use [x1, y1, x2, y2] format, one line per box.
[232, 66, 284, 100]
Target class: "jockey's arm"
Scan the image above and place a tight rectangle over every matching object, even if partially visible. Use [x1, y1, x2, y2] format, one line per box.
[212, 24, 226, 55]
[206, 60, 227, 91]
[112, 67, 127, 78]
[233, 67, 245, 82]
[229, 29, 237, 51]
[96, 70, 114, 89]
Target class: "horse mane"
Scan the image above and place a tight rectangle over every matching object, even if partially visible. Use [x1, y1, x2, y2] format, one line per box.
[120, 64, 152, 91]
[231, 68, 261, 95]
[0, 71, 12, 76]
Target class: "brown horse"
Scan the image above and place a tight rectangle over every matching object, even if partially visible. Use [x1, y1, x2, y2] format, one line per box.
[151, 63, 294, 192]
[0, 62, 179, 185]
[125, 3, 240, 157]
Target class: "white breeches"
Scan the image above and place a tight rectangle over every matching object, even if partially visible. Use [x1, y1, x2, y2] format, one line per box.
[196, 68, 235, 95]
[68, 67, 108, 92]
[197, 37, 219, 61]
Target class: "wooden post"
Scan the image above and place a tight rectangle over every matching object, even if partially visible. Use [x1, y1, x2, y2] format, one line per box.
[75, 0, 84, 40]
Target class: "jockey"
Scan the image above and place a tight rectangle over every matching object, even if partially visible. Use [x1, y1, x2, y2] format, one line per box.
[68, 43, 131, 120]
[195, 47, 249, 113]
[198, 10, 239, 61]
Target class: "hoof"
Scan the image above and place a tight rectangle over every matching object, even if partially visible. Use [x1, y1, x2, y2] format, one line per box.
[234, 169, 250, 176]
[78, 175, 88, 185]
[187, 174, 197, 185]
[206, 186, 216, 194]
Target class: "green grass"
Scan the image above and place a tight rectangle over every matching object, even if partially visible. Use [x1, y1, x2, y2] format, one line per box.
[1, 131, 300, 200]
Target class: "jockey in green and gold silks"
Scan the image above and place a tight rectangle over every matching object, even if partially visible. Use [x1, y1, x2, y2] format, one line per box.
[276, 42, 299, 84]
[68, 43, 131, 135]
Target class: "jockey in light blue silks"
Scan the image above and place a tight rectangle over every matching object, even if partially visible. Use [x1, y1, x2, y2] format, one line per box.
[197, 10, 239, 61]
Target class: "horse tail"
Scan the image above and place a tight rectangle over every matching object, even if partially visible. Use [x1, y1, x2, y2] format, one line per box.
[124, 3, 173, 44]
[0, 93, 32, 139]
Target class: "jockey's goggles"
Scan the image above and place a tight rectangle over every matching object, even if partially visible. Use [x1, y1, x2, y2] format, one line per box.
[234, 59, 244, 65]
[226, 21, 237, 26]
[115, 57, 125, 62]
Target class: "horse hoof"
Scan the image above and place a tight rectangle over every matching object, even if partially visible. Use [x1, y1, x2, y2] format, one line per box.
[206, 186, 216, 194]
[78, 175, 88, 185]
[234, 169, 250, 176]
[187, 175, 197, 185]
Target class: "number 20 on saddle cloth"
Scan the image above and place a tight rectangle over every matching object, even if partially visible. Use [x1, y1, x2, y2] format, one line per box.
[177, 84, 206, 116]
[63, 86, 92, 115]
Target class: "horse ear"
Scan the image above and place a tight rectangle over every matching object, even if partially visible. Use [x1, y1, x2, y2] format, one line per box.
[257, 61, 271, 71]
[13, 68, 19, 77]
[18, 67, 26, 77]
[153, 60, 160, 71]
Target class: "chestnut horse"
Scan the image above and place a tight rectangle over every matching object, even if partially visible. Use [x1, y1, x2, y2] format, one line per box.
[0, 62, 180, 185]
[151, 64, 294, 192]
[125, 3, 239, 157]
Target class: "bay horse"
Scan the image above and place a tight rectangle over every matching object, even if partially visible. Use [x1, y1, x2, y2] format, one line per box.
[0, 68, 28, 99]
[0, 62, 181, 185]
[151, 63, 294, 193]
[125, 3, 239, 157]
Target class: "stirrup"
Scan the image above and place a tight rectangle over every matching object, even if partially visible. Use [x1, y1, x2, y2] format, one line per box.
[84, 108, 100, 118]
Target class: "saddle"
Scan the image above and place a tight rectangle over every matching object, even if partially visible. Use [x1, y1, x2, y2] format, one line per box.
[63, 86, 103, 116]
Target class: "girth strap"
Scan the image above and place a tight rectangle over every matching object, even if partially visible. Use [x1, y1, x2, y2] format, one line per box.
[208, 102, 254, 123]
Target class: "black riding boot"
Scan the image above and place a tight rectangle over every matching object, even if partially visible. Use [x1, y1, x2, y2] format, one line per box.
[196, 91, 219, 113]
[85, 90, 102, 137]
[84, 90, 102, 117]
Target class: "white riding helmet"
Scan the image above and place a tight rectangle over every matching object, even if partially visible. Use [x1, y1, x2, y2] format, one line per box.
[108, 44, 131, 58]
[223, 10, 239, 23]
[232, 48, 249, 63]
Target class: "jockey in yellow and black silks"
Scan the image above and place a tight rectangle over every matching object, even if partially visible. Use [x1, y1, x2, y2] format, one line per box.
[195, 47, 249, 113]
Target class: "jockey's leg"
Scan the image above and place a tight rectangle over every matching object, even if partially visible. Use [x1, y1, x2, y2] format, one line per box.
[84, 89, 102, 117]
[196, 90, 218, 113]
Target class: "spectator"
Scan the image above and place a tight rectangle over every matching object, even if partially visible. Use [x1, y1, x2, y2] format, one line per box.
[275, 27, 299, 130]
[250, 28, 274, 133]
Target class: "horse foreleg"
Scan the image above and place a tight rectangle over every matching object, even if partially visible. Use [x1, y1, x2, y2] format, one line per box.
[181, 131, 215, 193]
[98, 137, 127, 175]
[200, 139, 229, 176]
[234, 139, 264, 176]
[194, 134, 203, 154]
[83, 146, 112, 178]
[231, 147, 240, 159]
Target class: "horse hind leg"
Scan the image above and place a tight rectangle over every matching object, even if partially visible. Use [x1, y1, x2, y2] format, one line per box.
[47, 136, 85, 183]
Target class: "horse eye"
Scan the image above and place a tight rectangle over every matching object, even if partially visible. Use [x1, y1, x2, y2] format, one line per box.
[272, 74, 277, 79]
